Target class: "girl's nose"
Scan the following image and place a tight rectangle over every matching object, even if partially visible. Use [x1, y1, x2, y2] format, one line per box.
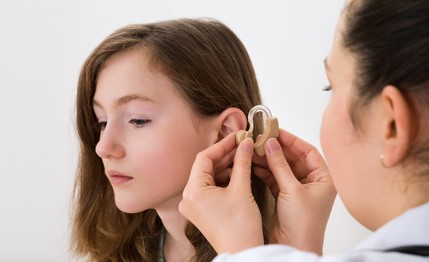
[95, 125, 125, 159]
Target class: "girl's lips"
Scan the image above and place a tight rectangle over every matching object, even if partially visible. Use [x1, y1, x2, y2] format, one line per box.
[108, 171, 133, 185]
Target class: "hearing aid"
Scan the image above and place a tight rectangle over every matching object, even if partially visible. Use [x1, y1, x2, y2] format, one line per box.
[236, 105, 279, 156]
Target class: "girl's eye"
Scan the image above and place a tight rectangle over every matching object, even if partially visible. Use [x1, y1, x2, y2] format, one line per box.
[322, 85, 332, 91]
[129, 119, 151, 127]
[96, 121, 107, 131]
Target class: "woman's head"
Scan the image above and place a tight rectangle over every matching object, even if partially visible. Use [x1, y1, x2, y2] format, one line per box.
[321, 0, 429, 229]
[73, 18, 268, 261]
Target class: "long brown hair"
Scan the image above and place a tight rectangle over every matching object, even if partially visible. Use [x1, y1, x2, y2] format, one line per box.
[72, 18, 270, 261]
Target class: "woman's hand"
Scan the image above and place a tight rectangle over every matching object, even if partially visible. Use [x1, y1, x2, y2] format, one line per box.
[253, 129, 337, 255]
[179, 133, 264, 254]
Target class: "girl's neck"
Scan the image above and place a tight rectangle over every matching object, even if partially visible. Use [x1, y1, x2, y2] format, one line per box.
[156, 200, 193, 262]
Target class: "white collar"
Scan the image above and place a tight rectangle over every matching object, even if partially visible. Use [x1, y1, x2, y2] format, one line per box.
[352, 202, 429, 252]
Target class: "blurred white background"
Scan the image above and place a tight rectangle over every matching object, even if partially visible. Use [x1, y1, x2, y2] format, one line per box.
[0, 0, 370, 261]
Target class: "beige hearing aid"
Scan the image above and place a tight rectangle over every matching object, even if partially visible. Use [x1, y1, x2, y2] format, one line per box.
[236, 105, 279, 156]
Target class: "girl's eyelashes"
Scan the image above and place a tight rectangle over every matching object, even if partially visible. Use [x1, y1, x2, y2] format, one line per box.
[94, 121, 107, 132]
[93, 118, 151, 131]
[129, 119, 151, 128]
[322, 85, 332, 91]
[98, 121, 107, 130]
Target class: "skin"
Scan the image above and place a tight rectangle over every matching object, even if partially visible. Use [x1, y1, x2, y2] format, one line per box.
[320, 16, 390, 230]
[180, 136, 265, 253]
[180, 131, 336, 255]
[322, 14, 426, 231]
[93, 47, 247, 261]
[179, 12, 429, 255]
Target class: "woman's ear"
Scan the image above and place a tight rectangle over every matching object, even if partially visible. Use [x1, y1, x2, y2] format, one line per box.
[216, 108, 248, 141]
[381, 85, 415, 167]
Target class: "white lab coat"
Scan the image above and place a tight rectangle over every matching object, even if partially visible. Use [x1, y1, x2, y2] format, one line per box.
[214, 202, 429, 262]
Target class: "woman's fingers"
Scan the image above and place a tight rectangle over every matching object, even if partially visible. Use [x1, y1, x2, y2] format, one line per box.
[264, 138, 301, 192]
[190, 133, 236, 182]
[229, 138, 254, 190]
[254, 166, 279, 197]
[213, 147, 237, 171]
[214, 168, 232, 187]
[252, 153, 268, 168]
[277, 129, 328, 179]
[180, 133, 264, 254]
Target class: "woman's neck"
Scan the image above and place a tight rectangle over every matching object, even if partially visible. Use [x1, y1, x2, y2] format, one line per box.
[156, 199, 193, 262]
[371, 172, 429, 230]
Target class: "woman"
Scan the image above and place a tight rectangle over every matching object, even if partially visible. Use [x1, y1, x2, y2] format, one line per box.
[179, 0, 429, 260]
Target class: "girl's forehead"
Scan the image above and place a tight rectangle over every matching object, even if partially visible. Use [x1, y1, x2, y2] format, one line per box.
[93, 51, 189, 115]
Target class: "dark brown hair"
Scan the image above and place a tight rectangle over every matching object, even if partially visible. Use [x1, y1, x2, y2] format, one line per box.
[72, 18, 271, 261]
[343, 0, 429, 107]
[342, 0, 429, 167]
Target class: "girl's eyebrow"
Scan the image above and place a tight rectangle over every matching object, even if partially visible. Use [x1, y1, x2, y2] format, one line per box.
[116, 94, 153, 106]
[93, 94, 153, 108]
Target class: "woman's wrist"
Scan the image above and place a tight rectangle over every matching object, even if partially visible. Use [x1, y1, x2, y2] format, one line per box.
[268, 228, 324, 255]
[215, 227, 264, 254]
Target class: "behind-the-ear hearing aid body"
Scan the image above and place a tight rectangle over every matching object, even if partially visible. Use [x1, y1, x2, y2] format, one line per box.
[236, 105, 279, 156]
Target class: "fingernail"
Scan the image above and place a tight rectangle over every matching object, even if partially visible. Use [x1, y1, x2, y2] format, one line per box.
[241, 138, 254, 153]
[266, 138, 280, 154]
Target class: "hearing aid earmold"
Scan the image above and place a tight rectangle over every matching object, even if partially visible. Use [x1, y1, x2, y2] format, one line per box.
[236, 105, 279, 156]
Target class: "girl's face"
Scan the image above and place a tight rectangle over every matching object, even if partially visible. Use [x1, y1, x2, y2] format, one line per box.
[93, 48, 216, 213]
[320, 15, 386, 228]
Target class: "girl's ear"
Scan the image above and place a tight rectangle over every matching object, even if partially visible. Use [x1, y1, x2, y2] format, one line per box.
[380, 85, 415, 167]
[216, 107, 248, 141]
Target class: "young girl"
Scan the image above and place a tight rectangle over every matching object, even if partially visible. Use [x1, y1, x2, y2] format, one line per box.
[72, 19, 272, 261]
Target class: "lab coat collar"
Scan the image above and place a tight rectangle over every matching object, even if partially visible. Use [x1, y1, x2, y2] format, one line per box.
[352, 201, 429, 252]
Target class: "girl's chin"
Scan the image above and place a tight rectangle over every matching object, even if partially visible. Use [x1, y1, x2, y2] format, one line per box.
[114, 197, 148, 214]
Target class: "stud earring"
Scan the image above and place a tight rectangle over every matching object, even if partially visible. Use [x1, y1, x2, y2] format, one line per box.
[380, 154, 387, 167]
